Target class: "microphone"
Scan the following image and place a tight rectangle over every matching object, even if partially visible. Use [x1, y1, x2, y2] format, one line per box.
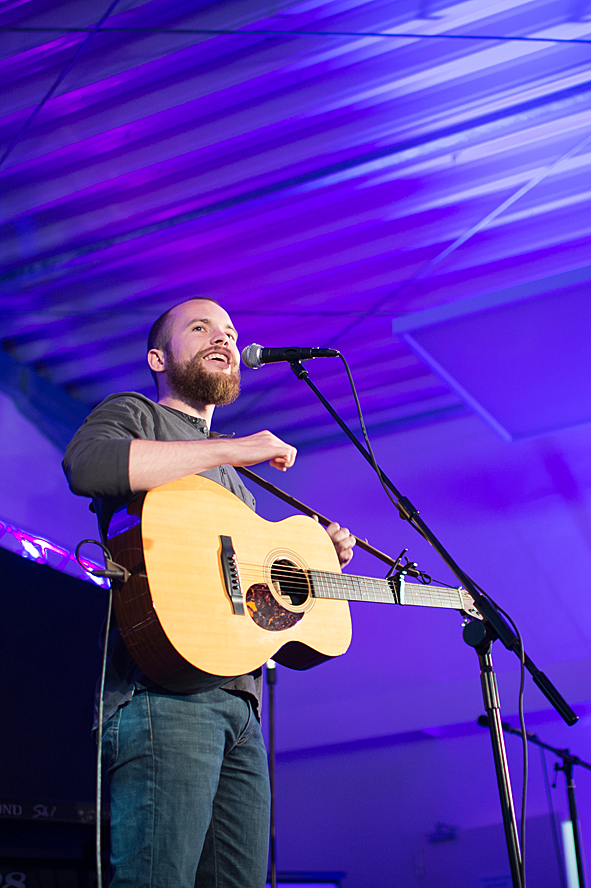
[241, 343, 340, 369]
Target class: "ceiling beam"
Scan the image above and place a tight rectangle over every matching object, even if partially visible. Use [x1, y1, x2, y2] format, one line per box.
[391, 263, 591, 334]
[3, 76, 591, 287]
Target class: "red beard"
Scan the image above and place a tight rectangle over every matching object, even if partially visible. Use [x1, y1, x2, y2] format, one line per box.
[165, 347, 240, 406]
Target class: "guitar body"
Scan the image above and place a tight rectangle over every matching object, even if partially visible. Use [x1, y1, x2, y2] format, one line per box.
[107, 475, 352, 691]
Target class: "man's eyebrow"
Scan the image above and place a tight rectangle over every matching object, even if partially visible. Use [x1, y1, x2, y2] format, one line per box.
[186, 317, 238, 337]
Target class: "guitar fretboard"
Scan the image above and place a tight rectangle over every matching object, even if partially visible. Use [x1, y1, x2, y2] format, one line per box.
[309, 570, 469, 612]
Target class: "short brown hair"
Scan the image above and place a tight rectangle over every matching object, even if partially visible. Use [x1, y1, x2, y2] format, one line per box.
[146, 297, 222, 390]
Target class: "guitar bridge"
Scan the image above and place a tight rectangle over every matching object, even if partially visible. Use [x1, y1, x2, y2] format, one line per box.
[220, 535, 244, 615]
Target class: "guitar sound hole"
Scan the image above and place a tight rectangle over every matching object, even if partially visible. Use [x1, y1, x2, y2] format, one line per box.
[271, 559, 309, 606]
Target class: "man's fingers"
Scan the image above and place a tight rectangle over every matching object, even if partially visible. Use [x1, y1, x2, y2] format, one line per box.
[230, 430, 297, 470]
[322, 521, 356, 567]
[269, 451, 296, 471]
[327, 523, 354, 544]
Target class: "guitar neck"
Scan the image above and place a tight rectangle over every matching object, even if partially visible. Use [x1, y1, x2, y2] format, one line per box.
[310, 570, 474, 613]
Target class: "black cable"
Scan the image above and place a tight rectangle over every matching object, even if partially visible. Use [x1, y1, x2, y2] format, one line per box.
[335, 357, 528, 635]
[338, 354, 441, 586]
[94, 585, 113, 888]
[516, 623, 527, 887]
[541, 748, 568, 888]
[483, 585, 528, 885]
[2, 26, 591, 45]
[0, 0, 124, 171]
[75, 539, 115, 888]
[463, 574, 530, 884]
[337, 353, 531, 880]
[338, 353, 405, 519]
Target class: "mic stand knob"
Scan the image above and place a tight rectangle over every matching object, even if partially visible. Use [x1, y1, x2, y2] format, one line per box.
[289, 360, 309, 380]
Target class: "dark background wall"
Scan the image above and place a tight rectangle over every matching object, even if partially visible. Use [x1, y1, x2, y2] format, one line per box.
[0, 547, 106, 802]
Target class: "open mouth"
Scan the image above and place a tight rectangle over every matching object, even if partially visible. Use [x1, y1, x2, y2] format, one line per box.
[203, 352, 230, 366]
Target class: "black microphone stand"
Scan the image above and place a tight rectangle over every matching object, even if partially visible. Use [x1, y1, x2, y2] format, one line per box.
[288, 359, 579, 888]
[267, 660, 278, 888]
[479, 715, 590, 888]
[556, 753, 588, 888]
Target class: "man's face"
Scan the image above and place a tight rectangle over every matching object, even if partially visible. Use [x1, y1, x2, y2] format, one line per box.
[163, 299, 241, 406]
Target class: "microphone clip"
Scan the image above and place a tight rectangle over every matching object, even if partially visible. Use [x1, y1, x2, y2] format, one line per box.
[289, 360, 309, 380]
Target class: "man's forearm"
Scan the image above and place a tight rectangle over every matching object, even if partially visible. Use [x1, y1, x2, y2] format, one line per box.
[129, 431, 297, 492]
[129, 438, 236, 492]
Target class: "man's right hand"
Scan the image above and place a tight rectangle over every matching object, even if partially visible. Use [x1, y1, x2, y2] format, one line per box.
[224, 430, 297, 472]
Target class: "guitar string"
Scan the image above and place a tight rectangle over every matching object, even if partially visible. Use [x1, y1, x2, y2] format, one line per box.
[231, 563, 465, 607]
[234, 562, 457, 592]
[235, 564, 460, 599]
[235, 564, 389, 593]
[233, 559, 462, 589]
[237, 574, 460, 606]
[238, 578, 392, 603]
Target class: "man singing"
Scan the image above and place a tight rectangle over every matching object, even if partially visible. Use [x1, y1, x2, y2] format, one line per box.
[63, 297, 355, 888]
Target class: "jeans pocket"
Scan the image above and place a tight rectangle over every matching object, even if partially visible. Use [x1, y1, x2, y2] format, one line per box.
[102, 708, 121, 769]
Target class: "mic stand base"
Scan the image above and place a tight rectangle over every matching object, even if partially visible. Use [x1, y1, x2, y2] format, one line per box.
[464, 620, 523, 888]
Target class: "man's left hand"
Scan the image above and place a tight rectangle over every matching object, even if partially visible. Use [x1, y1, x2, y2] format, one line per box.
[323, 521, 356, 568]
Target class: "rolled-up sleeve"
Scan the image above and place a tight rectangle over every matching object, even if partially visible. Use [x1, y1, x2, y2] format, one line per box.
[62, 396, 153, 499]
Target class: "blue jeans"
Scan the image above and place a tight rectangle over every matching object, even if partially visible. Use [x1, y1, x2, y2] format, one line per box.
[102, 687, 270, 888]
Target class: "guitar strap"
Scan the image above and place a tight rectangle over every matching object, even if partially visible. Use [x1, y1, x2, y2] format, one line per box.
[235, 466, 400, 569]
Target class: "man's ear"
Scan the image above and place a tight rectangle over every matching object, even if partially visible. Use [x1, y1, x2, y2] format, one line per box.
[147, 348, 166, 375]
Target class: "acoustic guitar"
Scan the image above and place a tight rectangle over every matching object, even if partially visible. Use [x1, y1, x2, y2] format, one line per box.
[106, 475, 481, 691]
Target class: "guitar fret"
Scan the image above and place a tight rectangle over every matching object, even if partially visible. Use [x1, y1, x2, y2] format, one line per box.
[311, 570, 394, 604]
[405, 587, 464, 609]
[309, 570, 468, 611]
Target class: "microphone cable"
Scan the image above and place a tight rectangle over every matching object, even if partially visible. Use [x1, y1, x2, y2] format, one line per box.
[337, 352, 529, 884]
[75, 539, 117, 888]
[337, 353, 405, 520]
[470, 577, 528, 887]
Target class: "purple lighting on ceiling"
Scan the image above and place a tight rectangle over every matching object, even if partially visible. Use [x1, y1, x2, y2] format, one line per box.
[2, 2, 591, 877]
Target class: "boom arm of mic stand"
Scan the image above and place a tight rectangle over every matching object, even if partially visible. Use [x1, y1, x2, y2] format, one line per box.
[478, 715, 590, 888]
[289, 360, 578, 727]
[478, 716, 591, 770]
